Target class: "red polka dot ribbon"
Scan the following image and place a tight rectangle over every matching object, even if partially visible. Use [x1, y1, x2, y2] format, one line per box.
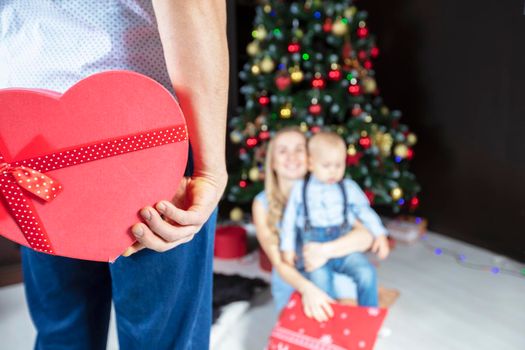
[0, 125, 187, 254]
[0, 164, 63, 202]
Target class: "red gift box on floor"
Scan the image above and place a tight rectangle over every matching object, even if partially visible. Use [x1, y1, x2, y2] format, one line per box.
[268, 292, 387, 350]
[214, 225, 247, 259]
[0, 71, 188, 262]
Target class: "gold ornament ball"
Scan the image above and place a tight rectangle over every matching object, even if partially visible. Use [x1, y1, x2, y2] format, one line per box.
[300, 122, 308, 132]
[294, 29, 304, 39]
[362, 77, 377, 94]
[344, 6, 357, 19]
[381, 106, 390, 116]
[290, 70, 304, 83]
[263, 4, 272, 13]
[332, 19, 348, 36]
[407, 133, 418, 146]
[347, 145, 357, 156]
[254, 26, 267, 40]
[249, 167, 260, 182]
[229, 207, 244, 222]
[391, 187, 403, 201]
[280, 104, 292, 119]
[251, 64, 261, 75]
[383, 133, 394, 145]
[378, 133, 393, 156]
[230, 130, 242, 144]
[373, 131, 383, 143]
[380, 145, 392, 157]
[394, 144, 408, 158]
[260, 56, 275, 73]
[246, 41, 260, 56]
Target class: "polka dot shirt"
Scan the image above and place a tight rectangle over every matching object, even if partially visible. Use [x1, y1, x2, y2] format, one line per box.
[0, 0, 173, 94]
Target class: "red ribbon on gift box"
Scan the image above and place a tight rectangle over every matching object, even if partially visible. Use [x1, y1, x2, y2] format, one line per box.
[0, 125, 187, 254]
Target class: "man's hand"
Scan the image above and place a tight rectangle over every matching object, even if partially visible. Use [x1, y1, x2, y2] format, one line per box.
[123, 173, 226, 256]
[371, 234, 390, 260]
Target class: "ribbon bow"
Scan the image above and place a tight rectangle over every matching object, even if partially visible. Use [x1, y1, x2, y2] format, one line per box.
[0, 163, 62, 202]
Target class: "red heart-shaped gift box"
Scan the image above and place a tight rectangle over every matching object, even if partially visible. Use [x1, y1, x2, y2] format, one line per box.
[0, 71, 188, 262]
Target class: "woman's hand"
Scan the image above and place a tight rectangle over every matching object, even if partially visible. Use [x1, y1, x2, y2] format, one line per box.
[123, 172, 227, 256]
[302, 242, 330, 272]
[300, 283, 335, 322]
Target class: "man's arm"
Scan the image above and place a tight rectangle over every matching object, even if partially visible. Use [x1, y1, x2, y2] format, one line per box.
[125, 0, 229, 254]
[153, 0, 228, 180]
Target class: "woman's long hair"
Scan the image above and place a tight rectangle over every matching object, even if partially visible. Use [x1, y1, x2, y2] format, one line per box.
[265, 127, 306, 235]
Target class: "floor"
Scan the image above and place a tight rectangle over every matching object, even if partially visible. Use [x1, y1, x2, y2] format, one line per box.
[1, 232, 524, 349]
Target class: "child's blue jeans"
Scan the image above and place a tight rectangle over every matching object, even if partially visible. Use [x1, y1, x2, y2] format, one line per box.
[299, 225, 378, 307]
[21, 209, 217, 350]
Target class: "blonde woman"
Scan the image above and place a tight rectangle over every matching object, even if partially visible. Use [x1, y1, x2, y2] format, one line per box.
[253, 128, 376, 322]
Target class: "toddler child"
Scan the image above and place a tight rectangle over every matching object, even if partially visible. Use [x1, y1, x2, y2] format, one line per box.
[280, 131, 389, 306]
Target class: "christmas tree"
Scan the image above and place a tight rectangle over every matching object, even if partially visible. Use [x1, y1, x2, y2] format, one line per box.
[227, 0, 420, 219]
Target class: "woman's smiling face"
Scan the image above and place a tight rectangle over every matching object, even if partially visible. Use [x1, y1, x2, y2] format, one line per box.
[271, 131, 308, 181]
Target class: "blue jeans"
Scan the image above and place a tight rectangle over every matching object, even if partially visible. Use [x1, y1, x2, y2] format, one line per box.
[21, 209, 217, 350]
[301, 225, 378, 307]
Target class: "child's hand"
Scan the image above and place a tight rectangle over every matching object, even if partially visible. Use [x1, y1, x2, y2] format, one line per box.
[303, 242, 329, 272]
[371, 235, 390, 260]
[282, 251, 296, 266]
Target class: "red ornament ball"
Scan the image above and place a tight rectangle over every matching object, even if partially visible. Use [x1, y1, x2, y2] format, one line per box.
[328, 69, 342, 81]
[312, 77, 326, 89]
[357, 27, 369, 38]
[323, 19, 333, 32]
[364, 60, 373, 69]
[352, 107, 362, 116]
[275, 75, 291, 91]
[311, 126, 321, 133]
[259, 131, 271, 141]
[346, 152, 363, 166]
[358, 50, 367, 60]
[348, 84, 361, 96]
[364, 190, 375, 204]
[246, 137, 258, 147]
[239, 180, 247, 188]
[359, 136, 371, 148]
[308, 104, 322, 115]
[407, 148, 414, 160]
[287, 43, 301, 53]
[410, 197, 419, 208]
[371, 47, 380, 58]
[258, 95, 270, 105]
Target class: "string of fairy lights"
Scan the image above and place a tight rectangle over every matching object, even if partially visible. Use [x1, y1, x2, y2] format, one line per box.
[419, 234, 525, 279]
